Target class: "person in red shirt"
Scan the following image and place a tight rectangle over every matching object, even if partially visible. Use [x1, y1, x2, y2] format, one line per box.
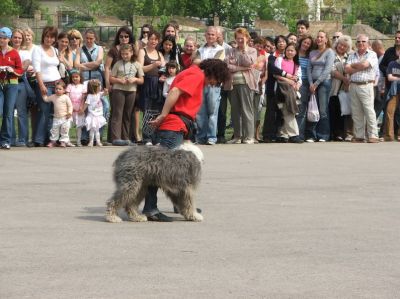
[141, 58, 230, 221]
[0, 27, 23, 149]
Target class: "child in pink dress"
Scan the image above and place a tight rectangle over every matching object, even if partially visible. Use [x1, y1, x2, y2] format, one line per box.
[66, 69, 86, 146]
[84, 79, 107, 147]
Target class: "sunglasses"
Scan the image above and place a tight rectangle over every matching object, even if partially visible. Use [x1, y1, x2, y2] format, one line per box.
[119, 35, 129, 39]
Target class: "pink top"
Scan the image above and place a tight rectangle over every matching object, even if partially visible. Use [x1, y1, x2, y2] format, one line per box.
[66, 83, 86, 112]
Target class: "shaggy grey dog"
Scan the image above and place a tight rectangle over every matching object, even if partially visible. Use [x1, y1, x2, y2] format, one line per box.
[105, 143, 204, 223]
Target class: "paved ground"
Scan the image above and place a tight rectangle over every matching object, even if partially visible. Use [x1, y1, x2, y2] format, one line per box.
[1, 143, 400, 299]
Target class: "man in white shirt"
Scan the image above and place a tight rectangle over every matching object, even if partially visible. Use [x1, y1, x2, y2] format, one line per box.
[194, 26, 225, 145]
[345, 34, 380, 143]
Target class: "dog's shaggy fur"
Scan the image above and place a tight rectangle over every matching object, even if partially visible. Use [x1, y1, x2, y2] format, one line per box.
[105, 143, 203, 223]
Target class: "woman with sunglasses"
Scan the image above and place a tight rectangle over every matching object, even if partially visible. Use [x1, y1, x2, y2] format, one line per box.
[67, 29, 82, 62]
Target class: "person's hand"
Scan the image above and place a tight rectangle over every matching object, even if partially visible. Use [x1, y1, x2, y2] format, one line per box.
[309, 83, 317, 94]
[66, 113, 72, 119]
[159, 74, 167, 82]
[103, 88, 109, 95]
[40, 84, 47, 96]
[149, 114, 166, 128]
[6, 66, 14, 73]
[286, 73, 298, 81]
[154, 61, 162, 68]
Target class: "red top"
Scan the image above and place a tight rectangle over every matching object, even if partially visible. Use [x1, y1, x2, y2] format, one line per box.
[180, 53, 193, 69]
[158, 64, 205, 133]
[0, 46, 23, 83]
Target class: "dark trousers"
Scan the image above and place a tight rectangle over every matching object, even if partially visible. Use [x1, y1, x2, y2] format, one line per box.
[110, 89, 136, 141]
[262, 94, 281, 141]
[217, 90, 230, 140]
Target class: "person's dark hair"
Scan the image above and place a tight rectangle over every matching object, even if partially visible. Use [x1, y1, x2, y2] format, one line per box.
[148, 30, 161, 42]
[139, 24, 153, 40]
[253, 37, 266, 46]
[284, 42, 299, 65]
[265, 36, 274, 45]
[84, 28, 98, 41]
[41, 26, 58, 45]
[199, 59, 230, 85]
[287, 32, 297, 40]
[162, 22, 178, 38]
[297, 35, 314, 56]
[113, 26, 135, 47]
[274, 35, 288, 47]
[249, 31, 258, 40]
[296, 19, 310, 29]
[166, 60, 179, 75]
[119, 44, 137, 62]
[159, 35, 177, 59]
[56, 32, 71, 57]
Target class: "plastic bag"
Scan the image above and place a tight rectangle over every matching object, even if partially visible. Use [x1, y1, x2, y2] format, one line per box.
[338, 90, 351, 116]
[307, 94, 320, 122]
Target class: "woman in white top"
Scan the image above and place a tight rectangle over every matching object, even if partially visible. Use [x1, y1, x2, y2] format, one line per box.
[32, 26, 61, 146]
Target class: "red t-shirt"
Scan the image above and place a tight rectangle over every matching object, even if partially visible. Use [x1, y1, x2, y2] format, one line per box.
[158, 64, 205, 133]
[0, 46, 23, 83]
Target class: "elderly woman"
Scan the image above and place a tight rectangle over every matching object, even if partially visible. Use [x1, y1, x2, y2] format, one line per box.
[32, 26, 61, 147]
[225, 27, 258, 144]
[329, 35, 353, 141]
[307, 30, 335, 142]
[0, 27, 23, 149]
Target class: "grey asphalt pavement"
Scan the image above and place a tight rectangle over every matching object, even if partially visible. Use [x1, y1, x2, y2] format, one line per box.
[1, 143, 400, 299]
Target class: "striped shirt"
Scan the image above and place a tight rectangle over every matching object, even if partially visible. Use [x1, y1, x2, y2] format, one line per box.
[346, 50, 378, 83]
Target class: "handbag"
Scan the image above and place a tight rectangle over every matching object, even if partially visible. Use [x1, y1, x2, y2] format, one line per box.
[338, 90, 351, 116]
[307, 94, 320, 122]
[22, 73, 37, 108]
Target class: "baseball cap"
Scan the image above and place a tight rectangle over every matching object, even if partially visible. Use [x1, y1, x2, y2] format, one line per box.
[0, 27, 12, 39]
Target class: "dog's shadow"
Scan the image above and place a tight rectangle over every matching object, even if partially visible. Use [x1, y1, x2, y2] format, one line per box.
[77, 206, 184, 222]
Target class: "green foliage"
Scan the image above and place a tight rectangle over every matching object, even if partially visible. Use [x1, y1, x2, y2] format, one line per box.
[15, 0, 40, 18]
[0, 0, 20, 17]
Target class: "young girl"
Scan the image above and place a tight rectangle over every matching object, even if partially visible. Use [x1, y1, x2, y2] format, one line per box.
[43, 81, 73, 148]
[109, 44, 144, 145]
[180, 36, 196, 70]
[162, 61, 178, 98]
[84, 79, 107, 147]
[66, 69, 86, 146]
[274, 43, 303, 143]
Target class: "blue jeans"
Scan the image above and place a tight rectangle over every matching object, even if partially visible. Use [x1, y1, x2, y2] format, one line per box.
[308, 80, 331, 141]
[34, 84, 54, 144]
[0, 84, 19, 145]
[11, 82, 29, 145]
[195, 85, 221, 144]
[142, 130, 184, 216]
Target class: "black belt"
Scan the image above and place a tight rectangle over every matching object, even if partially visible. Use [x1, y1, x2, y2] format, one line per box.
[350, 81, 374, 85]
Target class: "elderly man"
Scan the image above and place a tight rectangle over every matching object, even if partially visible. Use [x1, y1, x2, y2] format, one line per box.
[345, 34, 380, 143]
[193, 26, 225, 145]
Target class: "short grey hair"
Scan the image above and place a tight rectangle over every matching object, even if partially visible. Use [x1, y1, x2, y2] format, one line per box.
[334, 35, 352, 52]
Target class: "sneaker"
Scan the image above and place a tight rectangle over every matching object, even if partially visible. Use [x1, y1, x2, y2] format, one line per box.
[59, 142, 67, 148]
[206, 139, 216, 145]
[145, 141, 153, 146]
[306, 138, 315, 143]
[112, 139, 129, 146]
[289, 136, 304, 143]
[1, 143, 11, 150]
[318, 139, 326, 142]
[15, 142, 26, 147]
[227, 137, 241, 144]
[87, 141, 94, 147]
[344, 136, 353, 142]
[242, 138, 255, 144]
[66, 142, 75, 147]
[96, 142, 103, 147]
[147, 212, 173, 222]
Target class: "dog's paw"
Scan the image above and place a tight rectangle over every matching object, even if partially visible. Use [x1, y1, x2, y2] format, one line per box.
[105, 214, 123, 223]
[185, 212, 203, 222]
[128, 214, 148, 222]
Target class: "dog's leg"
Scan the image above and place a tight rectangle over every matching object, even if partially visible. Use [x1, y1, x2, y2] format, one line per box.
[167, 187, 203, 222]
[124, 185, 148, 222]
[105, 191, 124, 223]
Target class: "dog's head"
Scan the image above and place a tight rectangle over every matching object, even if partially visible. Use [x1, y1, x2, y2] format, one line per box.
[178, 142, 204, 163]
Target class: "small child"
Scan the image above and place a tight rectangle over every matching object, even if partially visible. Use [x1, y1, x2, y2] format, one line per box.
[109, 44, 144, 145]
[43, 81, 73, 148]
[84, 79, 107, 147]
[162, 61, 178, 98]
[66, 69, 86, 146]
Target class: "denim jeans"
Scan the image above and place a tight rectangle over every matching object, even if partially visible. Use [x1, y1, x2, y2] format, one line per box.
[0, 84, 19, 146]
[308, 79, 331, 141]
[195, 85, 221, 144]
[34, 84, 54, 144]
[142, 130, 184, 216]
[11, 82, 29, 145]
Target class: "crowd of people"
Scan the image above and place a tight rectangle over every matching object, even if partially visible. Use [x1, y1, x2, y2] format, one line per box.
[1, 19, 400, 150]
